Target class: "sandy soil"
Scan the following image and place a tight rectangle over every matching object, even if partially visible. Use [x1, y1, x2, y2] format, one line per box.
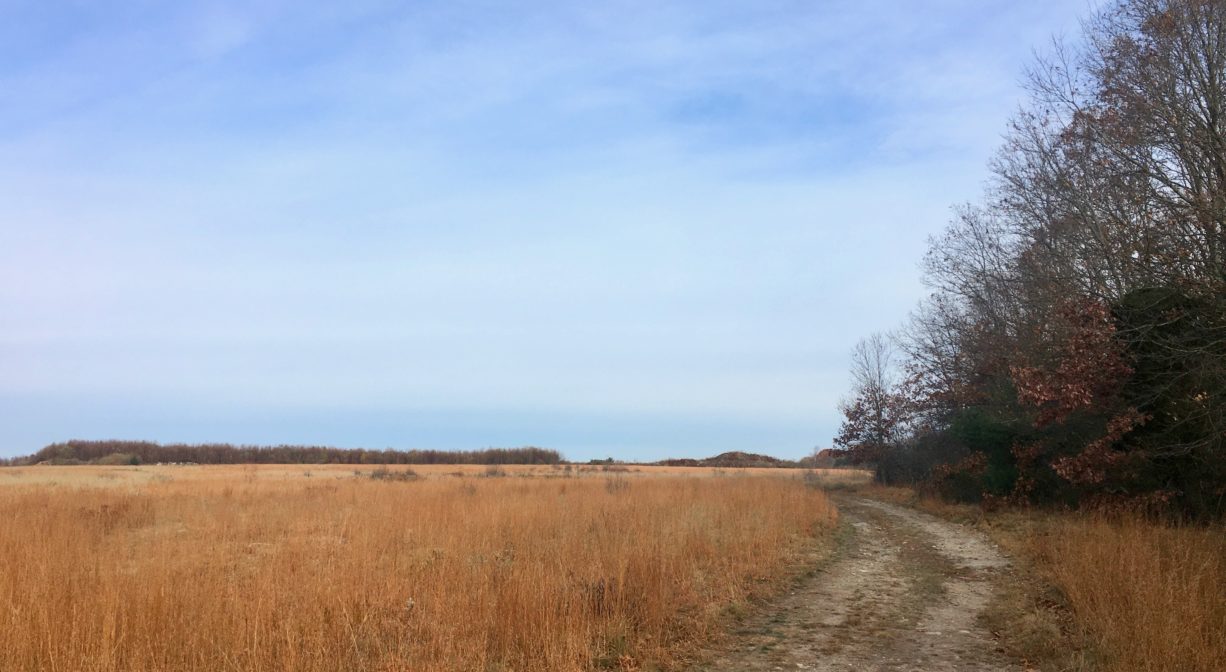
[696, 496, 1022, 672]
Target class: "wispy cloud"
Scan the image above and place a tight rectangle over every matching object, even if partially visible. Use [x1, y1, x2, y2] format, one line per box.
[0, 0, 1087, 459]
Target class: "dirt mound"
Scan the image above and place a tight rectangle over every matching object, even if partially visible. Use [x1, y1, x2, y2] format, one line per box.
[657, 452, 798, 468]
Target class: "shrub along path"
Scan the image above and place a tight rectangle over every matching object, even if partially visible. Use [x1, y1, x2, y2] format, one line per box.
[696, 497, 1019, 671]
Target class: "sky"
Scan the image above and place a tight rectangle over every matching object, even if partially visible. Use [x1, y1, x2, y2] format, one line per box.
[0, 0, 1092, 461]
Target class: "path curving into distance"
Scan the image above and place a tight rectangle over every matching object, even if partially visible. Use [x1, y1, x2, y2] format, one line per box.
[697, 496, 1020, 672]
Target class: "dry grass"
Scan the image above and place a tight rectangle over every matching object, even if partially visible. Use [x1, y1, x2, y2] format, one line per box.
[0, 467, 837, 671]
[1026, 516, 1226, 672]
[852, 483, 1226, 672]
[0, 464, 871, 489]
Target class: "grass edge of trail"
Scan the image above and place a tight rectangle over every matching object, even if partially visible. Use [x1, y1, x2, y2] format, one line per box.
[835, 484, 1089, 671]
[843, 484, 1226, 672]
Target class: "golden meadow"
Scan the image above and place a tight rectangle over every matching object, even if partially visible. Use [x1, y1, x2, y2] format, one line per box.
[0, 465, 853, 671]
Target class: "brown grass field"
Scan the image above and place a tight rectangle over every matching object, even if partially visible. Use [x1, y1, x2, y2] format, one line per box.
[1027, 515, 1226, 672]
[857, 485, 1226, 672]
[0, 465, 854, 672]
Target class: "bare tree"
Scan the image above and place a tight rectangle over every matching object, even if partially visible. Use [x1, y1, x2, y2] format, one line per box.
[851, 0, 1226, 514]
[834, 334, 908, 463]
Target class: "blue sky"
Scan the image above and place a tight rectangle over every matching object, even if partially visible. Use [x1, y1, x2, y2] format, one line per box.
[0, 0, 1091, 461]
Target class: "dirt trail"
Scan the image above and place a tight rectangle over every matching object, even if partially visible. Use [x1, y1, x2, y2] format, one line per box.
[696, 496, 1020, 672]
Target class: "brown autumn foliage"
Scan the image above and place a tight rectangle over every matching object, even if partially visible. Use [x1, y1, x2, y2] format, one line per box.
[840, 0, 1226, 518]
[834, 334, 911, 466]
[1010, 301, 1133, 430]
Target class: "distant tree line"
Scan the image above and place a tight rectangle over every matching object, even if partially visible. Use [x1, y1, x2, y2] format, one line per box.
[836, 0, 1226, 518]
[12, 440, 562, 466]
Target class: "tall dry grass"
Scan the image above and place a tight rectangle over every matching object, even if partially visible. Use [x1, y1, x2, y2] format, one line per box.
[0, 470, 836, 671]
[852, 483, 1225, 671]
[1029, 516, 1226, 672]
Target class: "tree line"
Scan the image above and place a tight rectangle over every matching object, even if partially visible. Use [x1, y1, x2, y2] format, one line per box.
[836, 0, 1226, 518]
[8, 440, 562, 466]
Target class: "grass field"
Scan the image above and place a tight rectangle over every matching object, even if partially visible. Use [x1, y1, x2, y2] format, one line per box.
[856, 484, 1226, 672]
[1026, 515, 1226, 672]
[0, 465, 853, 671]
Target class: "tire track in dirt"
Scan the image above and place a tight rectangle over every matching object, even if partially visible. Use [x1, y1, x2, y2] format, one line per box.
[695, 496, 1020, 672]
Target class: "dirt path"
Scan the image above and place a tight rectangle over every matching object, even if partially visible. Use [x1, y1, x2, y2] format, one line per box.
[695, 496, 1020, 672]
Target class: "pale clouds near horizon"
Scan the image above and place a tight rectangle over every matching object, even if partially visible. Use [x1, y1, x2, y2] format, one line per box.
[0, 1, 1089, 459]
